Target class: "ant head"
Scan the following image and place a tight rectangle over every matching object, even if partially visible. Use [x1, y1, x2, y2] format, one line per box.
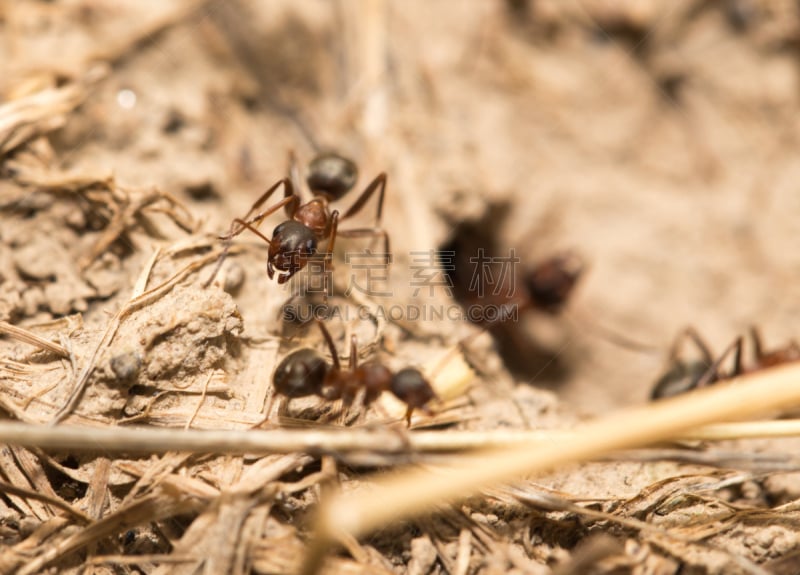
[273, 348, 328, 398]
[307, 152, 358, 200]
[269, 221, 318, 273]
[525, 251, 585, 314]
[390, 367, 436, 409]
[650, 360, 710, 400]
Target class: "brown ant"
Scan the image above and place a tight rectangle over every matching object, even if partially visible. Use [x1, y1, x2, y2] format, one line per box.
[651, 326, 800, 400]
[520, 252, 585, 316]
[441, 201, 586, 327]
[206, 151, 389, 289]
[271, 320, 437, 425]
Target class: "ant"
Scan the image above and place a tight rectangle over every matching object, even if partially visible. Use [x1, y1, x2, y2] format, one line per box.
[651, 326, 800, 400]
[206, 151, 389, 289]
[519, 251, 585, 316]
[270, 320, 437, 425]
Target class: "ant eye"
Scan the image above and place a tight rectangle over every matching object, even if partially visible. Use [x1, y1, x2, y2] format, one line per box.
[307, 153, 358, 200]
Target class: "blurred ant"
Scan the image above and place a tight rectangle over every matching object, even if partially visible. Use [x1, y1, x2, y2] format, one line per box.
[466, 249, 586, 373]
[651, 326, 800, 400]
[650, 327, 716, 400]
[270, 320, 437, 425]
[519, 251, 585, 316]
[205, 152, 389, 289]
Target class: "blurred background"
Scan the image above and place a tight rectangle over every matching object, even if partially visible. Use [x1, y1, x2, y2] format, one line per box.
[2, 0, 800, 413]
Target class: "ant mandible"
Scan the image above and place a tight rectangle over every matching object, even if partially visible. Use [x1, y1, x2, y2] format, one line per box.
[651, 326, 800, 400]
[271, 320, 437, 425]
[206, 152, 389, 288]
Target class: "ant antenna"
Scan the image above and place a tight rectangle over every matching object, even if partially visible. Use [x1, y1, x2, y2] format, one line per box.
[316, 319, 341, 371]
[563, 309, 661, 355]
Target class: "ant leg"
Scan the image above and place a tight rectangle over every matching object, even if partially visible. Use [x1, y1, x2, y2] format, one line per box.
[227, 218, 274, 245]
[670, 326, 714, 365]
[342, 173, 387, 226]
[203, 181, 298, 288]
[252, 392, 278, 429]
[222, 196, 297, 242]
[348, 334, 358, 371]
[252, 395, 284, 429]
[337, 228, 391, 264]
[404, 406, 414, 428]
[317, 210, 339, 301]
[232, 178, 299, 233]
[330, 334, 362, 425]
[288, 150, 304, 206]
[695, 336, 744, 389]
[326, 210, 340, 261]
[211, 216, 278, 287]
[749, 326, 764, 362]
[732, 335, 744, 375]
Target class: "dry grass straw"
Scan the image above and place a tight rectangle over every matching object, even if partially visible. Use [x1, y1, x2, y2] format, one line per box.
[5, 365, 800, 573]
[299, 362, 800, 574]
[0, 78, 87, 155]
[0, 321, 69, 358]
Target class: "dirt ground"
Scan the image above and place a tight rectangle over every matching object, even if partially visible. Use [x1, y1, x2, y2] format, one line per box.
[3, 1, 800, 573]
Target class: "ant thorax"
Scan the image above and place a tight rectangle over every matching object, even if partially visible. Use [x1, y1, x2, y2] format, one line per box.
[294, 198, 331, 239]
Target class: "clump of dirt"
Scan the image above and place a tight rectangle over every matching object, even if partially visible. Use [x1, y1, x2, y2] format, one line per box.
[101, 285, 242, 385]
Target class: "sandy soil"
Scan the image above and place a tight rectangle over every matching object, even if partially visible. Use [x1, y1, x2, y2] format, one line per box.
[3, 1, 800, 574]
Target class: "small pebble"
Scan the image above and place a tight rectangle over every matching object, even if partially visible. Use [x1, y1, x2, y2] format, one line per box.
[110, 350, 142, 382]
[223, 261, 245, 294]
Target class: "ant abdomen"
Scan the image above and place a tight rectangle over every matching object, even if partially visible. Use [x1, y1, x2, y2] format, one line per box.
[307, 152, 358, 200]
[273, 348, 328, 398]
[390, 368, 437, 410]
